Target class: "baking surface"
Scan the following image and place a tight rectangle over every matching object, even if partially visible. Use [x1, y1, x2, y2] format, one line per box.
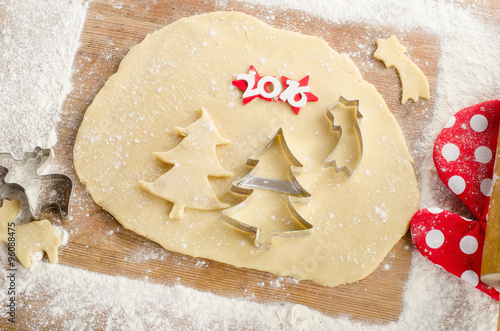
[14, 0, 442, 327]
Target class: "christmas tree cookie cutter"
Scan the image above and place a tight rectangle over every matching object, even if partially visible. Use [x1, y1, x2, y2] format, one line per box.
[0, 147, 73, 224]
[222, 128, 313, 249]
[324, 96, 363, 176]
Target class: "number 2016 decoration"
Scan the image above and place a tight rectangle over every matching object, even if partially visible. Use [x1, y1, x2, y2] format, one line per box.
[232, 65, 318, 115]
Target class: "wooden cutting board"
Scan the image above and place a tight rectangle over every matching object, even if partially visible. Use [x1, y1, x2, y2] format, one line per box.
[16, 0, 440, 327]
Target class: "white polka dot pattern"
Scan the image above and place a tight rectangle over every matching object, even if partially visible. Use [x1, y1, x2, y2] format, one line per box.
[425, 229, 445, 249]
[444, 115, 456, 128]
[411, 207, 498, 300]
[470, 114, 488, 132]
[459, 236, 478, 254]
[442, 143, 460, 161]
[474, 146, 492, 163]
[427, 207, 443, 214]
[480, 178, 492, 197]
[433, 100, 500, 222]
[423, 100, 500, 300]
[461, 270, 479, 287]
[448, 175, 466, 195]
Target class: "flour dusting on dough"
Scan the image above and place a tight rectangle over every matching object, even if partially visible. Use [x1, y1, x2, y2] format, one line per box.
[73, 11, 419, 287]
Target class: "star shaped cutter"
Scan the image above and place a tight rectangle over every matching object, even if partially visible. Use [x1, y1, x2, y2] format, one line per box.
[324, 96, 364, 176]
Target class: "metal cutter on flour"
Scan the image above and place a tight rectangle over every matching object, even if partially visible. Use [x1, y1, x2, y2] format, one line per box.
[0, 147, 73, 224]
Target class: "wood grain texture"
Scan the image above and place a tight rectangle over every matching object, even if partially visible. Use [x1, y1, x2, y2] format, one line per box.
[482, 128, 500, 286]
[13, 0, 441, 328]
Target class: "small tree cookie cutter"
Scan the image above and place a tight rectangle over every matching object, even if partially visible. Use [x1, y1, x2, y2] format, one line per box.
[324, 96, 363, 176]
[0, 147, 73, 224]
[222, 128, 313, 249]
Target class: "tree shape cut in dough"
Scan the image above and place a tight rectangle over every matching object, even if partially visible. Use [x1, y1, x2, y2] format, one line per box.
[374, 35, 430, 104]
[0, 199, 61, 268]
[139, 108, 233, 220]
[222, 128, 312, 249]
[324, 96, 363, 176]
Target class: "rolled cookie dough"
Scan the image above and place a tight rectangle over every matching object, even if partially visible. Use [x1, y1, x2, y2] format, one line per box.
[73, 11, 419, 286]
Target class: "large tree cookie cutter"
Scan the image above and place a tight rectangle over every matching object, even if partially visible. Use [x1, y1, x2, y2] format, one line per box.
[324, 96, 363, 176]
[0, 147, 73, 224]
[222, 128, 313, 249]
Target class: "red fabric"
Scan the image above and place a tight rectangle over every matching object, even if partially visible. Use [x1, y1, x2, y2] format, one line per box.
[433, 100, 500, 221]
[411, 208, 498, 300]
[411, 99, 500, 300]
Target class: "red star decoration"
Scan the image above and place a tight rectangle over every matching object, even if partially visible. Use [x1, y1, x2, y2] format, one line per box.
[232, 65, 274, 105]
[279, 75, 318, 115]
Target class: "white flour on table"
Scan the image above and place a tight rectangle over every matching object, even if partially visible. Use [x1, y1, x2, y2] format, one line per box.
[0, 0, 499, 330]
[0, 0, 87, 159]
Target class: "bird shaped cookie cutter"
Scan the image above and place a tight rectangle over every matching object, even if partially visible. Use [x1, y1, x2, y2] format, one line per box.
[0, 147, 73, 224]
[222, 128, 313, 249]
[324, 96, 364, 176]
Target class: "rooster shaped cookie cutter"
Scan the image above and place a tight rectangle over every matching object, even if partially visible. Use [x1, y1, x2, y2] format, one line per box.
[0, 147, 73, 224]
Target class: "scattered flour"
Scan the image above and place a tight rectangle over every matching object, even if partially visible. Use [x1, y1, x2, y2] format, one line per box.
[0, 0, 499, 330]
[0, 0, 88, 158]
[0, 252, 496, 330]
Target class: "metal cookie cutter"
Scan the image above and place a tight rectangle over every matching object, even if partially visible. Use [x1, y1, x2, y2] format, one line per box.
[222, 128, 313, 250]
[0, 147, 73, 224]
[324, 96, 363, 176]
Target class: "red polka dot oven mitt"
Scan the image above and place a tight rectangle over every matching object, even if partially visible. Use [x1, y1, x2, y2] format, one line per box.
[411, 100, 500, 300]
